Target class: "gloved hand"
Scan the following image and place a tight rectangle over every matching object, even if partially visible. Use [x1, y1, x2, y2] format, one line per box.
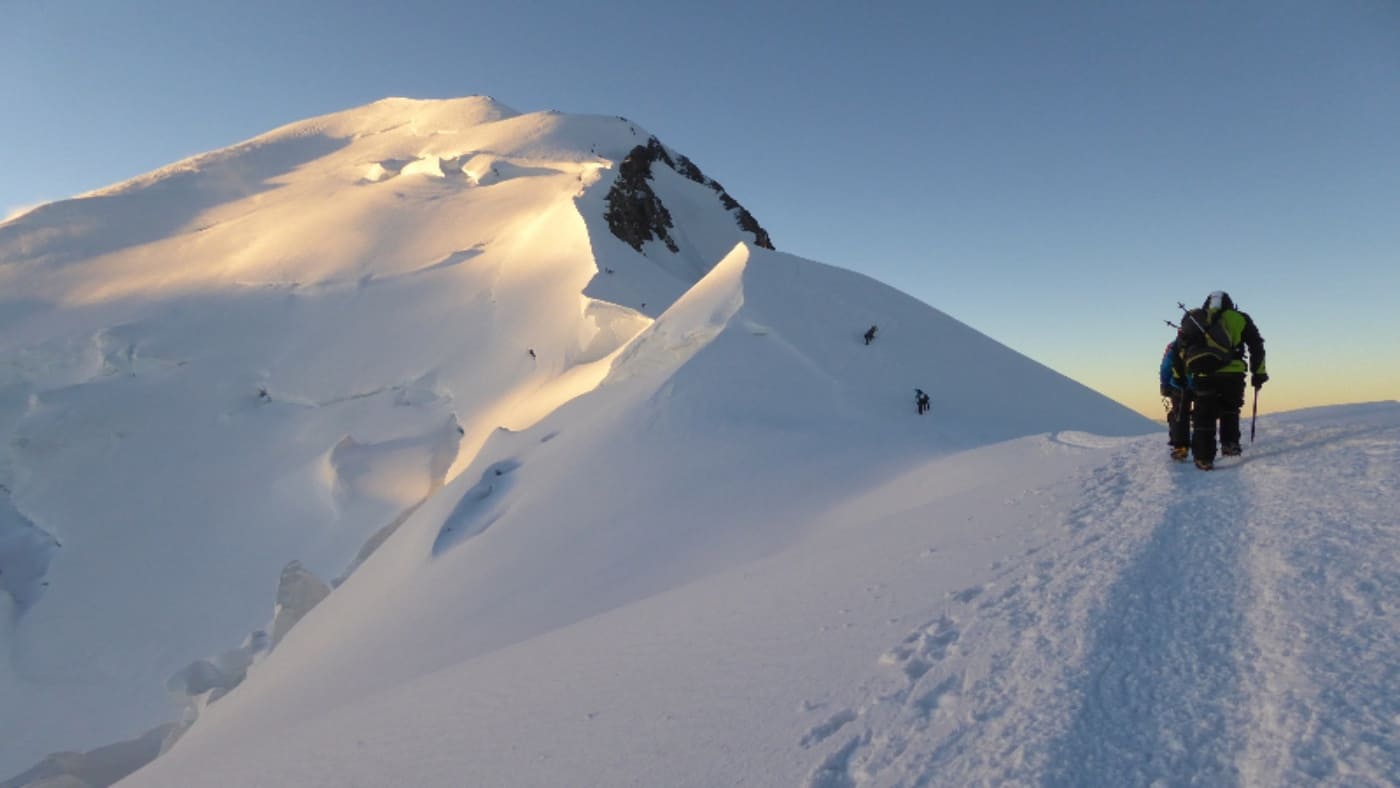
[1160, 384, 1176, 397]
[1252, 372, 1269, 389]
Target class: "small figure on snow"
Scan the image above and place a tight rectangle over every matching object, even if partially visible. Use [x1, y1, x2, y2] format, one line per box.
[527, 348, 536, 360]
[863, 325, 878, 345]
[914, 388, 930, 415]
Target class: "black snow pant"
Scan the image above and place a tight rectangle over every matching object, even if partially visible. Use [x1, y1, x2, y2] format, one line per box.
[1191, 373, 1247, 462]
[1166, 390, 1191, 448]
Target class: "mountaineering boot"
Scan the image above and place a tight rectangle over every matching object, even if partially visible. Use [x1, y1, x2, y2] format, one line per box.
[1171, 446, 1190, 461]
[1221, 443, 1242, 457]
[1195, 458, 1214, 471]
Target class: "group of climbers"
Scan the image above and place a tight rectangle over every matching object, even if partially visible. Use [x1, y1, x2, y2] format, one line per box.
[870, 292, 1268, 460]
[861, 325, 931, 415]
[1159, 291, 1268, 470]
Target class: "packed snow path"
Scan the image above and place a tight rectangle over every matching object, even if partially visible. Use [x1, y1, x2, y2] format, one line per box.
[816, 407, 1398, 787]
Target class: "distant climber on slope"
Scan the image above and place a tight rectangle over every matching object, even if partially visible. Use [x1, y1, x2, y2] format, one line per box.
[915, 388, 930, 415]
[1176, 291, 1267, 470]
[864, 325, 878, 345]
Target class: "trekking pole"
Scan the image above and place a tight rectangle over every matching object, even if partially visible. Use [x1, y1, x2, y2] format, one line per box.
[1250, 387, 1259, 443]
[1177, 302, 1209, 334]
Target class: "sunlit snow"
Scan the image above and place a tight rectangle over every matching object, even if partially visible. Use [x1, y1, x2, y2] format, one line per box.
[0, 97, 1393, 788]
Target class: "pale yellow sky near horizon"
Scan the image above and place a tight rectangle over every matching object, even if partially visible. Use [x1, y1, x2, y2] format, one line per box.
[1107, 378, 1399, 424]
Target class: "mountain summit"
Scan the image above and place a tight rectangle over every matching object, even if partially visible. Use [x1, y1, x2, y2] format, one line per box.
[0, 97, 1156, 785]
[0, 95, 771, 310]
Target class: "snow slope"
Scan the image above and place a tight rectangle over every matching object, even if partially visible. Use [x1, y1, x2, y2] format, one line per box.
[0, 96, 744, 779]
[120, 403, 1399, 787]
[110, 242, 1153, 776]
[8, 96, 1387, 788]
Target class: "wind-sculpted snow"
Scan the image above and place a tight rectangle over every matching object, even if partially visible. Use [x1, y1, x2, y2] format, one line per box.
[0, 96, 790, 779]
[430, 459, 522, 555]
[0, 490, 59, 616]
[654, 246, 1153, 447]
[0, 133, 349, 275]
[325, 415, 461, 508]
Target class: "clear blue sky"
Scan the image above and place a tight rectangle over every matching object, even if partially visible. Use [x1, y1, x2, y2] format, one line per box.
[5, 0, 1398, 416]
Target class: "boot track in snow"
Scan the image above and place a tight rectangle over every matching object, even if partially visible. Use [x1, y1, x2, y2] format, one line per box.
[808, 414, 1400, 786]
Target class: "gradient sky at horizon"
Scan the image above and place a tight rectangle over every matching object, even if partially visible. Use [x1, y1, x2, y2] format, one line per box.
[5, 0, 1398, 417]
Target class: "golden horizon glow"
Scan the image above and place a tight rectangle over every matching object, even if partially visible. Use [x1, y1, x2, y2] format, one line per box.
[1111, 382, 1399, 422]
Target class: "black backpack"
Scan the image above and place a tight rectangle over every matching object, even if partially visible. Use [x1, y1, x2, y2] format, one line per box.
[1179, 308, 1237, 374]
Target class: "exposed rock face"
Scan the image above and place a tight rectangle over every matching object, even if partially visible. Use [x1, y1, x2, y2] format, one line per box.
[603, 137, 774, 255]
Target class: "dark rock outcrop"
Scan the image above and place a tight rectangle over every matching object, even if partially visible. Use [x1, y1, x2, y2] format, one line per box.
[603, 137, 773, 255]
[604, 140, 680, 254]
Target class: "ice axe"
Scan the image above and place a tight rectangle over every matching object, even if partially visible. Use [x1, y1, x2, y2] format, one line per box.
[1250, 387, 1259, 443]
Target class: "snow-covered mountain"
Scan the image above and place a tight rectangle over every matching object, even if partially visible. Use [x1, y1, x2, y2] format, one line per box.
[2, 98, 1392, 788]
